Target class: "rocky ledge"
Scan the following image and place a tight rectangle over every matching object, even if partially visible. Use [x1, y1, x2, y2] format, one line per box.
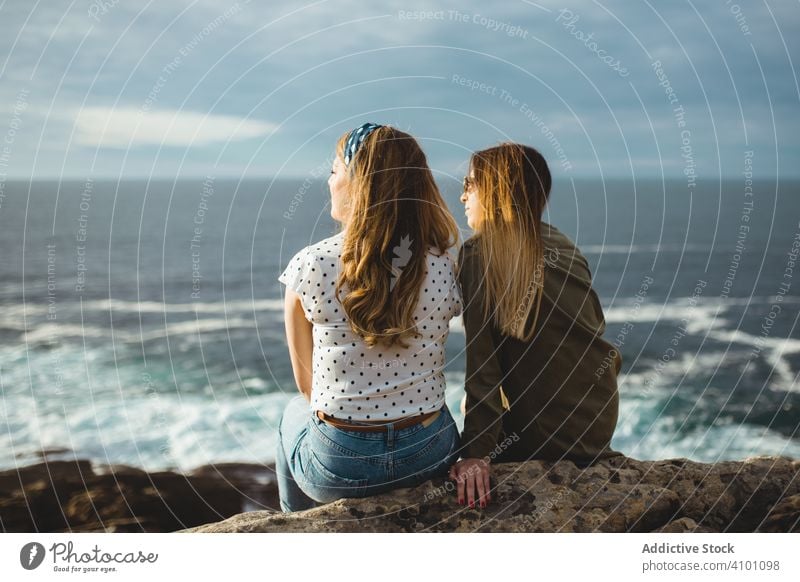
[0, 459, 279, 532]
[183, 455, 800, 533]
[3, 455, 798, 533]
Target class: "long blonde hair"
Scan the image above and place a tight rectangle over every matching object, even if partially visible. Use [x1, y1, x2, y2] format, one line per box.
[334, 126, 459, 348]
[467, 143, 552, 341]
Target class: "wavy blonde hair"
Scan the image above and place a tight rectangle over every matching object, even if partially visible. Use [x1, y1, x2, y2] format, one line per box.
[467, 143, 552, 341]
[334, 126, 459, 348]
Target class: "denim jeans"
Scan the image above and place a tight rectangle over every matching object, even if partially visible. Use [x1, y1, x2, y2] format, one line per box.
[276, 395, 460, 512]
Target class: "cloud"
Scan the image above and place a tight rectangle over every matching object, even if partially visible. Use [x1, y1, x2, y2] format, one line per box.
[1, 0, 796, 177]
[73, 106, 275, 148]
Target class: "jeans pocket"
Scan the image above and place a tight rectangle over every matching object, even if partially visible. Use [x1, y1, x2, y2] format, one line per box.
[301, 449, 369, 503]
[396, 418, 459, 483]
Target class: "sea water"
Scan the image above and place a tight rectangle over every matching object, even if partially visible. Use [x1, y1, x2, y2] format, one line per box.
[0, 177, 797, 471]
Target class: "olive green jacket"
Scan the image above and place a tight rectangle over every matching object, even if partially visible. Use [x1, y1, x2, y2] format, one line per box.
[457, 222, 622, 465]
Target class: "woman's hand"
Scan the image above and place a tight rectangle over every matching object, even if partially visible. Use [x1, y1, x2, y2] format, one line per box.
[449, 457, 491, 508]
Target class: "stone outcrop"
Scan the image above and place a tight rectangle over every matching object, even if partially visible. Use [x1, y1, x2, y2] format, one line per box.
[0, 459, 278, 532]
[183, 455, 800, 533]
[3, 455, 798, 533]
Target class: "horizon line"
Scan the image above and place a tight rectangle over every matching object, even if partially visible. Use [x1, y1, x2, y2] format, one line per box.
[3, 174, 799, 182]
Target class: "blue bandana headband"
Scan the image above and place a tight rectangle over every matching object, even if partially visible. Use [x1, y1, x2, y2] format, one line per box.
[343, 122, 383, 166]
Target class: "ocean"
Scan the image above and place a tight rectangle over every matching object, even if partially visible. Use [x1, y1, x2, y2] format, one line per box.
[1, 177, 798, 473]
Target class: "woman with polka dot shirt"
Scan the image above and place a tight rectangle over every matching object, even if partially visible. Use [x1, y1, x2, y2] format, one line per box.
[276, 123, 462, 512]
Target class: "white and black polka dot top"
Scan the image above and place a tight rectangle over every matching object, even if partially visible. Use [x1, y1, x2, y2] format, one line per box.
[279, 231, 462, 421]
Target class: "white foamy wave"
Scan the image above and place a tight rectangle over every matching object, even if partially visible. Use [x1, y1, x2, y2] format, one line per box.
[0, 303, 51, 326]
[604, 302, 723, 331]
[0, 391, 293, 473]
[619, 352, 751, 396]
[607, 295, 799, 393]
[139, 317, 257, 341]
[704, 328, 800, 355]
[22, 323, 119, 343]
[0, 298, 284, 338]
[604, 296, 800, 326]
[581, 243, 712, 254]
[702, 329, 800, 392]
[620, 345, 797, 394]
[613, 392, 800, 461]
[21, 317, 259, 344]
[0, 297, 284, 322]
[85, 298, 285, 314]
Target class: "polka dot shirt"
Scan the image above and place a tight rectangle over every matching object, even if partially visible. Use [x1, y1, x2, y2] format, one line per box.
[278, 231, 462, 421]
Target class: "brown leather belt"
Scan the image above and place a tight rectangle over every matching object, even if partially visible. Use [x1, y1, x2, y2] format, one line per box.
[316, 409, 440, 432]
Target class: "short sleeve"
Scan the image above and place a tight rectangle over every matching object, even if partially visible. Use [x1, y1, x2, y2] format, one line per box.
[278, 247, 319, 321]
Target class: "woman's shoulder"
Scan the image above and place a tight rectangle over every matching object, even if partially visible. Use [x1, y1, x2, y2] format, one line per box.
[540, 222, 590, 273]
[308, 231, 345, 254]
[462, 235, 479, 249]
[458, 228, 578, 258]
[293, 231, 344, 264]
[456, 236, 480, 269]
[541, 222, 575, 249]
[281, 232, 343, 282]
[424, 243, 460, 266]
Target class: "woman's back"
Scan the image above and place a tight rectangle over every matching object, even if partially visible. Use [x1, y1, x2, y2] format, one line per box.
[280, 230, 462, 420]
[458, 222, 620, 464]
[276, 123, 462, 512]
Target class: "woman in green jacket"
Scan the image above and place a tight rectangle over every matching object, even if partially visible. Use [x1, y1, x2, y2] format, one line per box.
[450, 143, 622, 508]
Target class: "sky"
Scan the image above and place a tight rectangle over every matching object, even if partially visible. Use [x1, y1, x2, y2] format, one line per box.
[0, 0, 798, 180]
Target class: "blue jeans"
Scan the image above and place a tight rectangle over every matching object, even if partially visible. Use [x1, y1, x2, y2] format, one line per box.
[276, 395, 460, 512]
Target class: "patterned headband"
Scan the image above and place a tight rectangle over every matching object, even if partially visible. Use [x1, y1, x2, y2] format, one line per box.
[343, 122, 383, 166]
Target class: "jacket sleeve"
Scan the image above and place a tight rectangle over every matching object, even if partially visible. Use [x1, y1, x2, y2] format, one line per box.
[457, 244, 506, 460]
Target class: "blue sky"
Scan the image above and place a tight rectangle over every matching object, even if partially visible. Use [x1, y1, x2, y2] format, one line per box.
[1, 0, 798, 180]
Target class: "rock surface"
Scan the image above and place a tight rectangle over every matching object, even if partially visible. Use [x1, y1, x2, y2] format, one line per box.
[3, 455, 798, 533]
[183, 455, 800, 533]
[0, 459, 279, 532]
